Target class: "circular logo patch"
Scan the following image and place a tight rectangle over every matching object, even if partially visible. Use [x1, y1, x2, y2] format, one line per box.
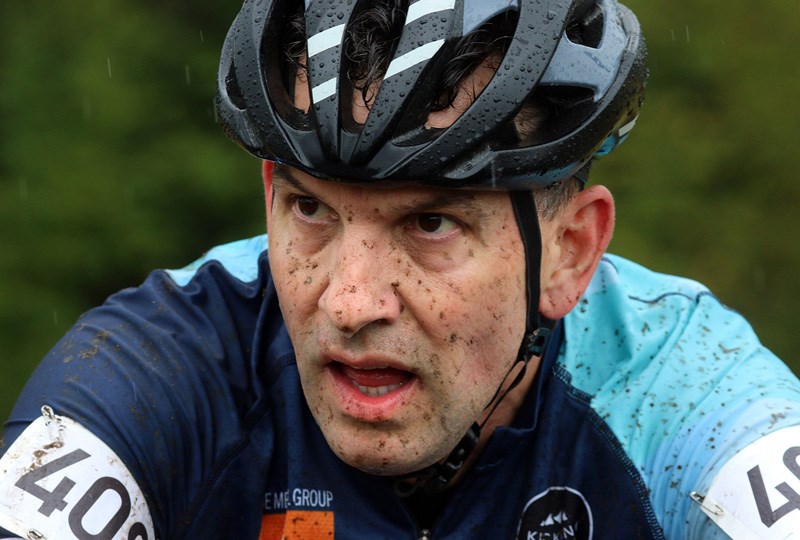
[516, 486, 593, 540]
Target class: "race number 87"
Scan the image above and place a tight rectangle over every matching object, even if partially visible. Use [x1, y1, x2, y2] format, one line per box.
[14, 449, 148, 540]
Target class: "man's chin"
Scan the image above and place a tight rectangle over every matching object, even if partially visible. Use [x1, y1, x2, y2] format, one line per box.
[331, 444, 444, 477]
[348, 456, 434, 477]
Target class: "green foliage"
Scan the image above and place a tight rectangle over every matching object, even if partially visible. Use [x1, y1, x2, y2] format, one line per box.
[0, 0, 263, 420]
[1, 0, 798, 422]
[603, 0, 800, 370]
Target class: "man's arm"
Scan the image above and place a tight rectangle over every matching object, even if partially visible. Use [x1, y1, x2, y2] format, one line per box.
[1, 237, 271, 539]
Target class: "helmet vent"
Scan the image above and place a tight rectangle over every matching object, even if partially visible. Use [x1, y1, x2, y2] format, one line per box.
[260, 0, 315, 126]
[342, 0, 408, 110]
[567, 3, 604, 48]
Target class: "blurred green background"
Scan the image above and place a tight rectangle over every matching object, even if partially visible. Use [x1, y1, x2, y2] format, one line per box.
[1, 1, 798, 423]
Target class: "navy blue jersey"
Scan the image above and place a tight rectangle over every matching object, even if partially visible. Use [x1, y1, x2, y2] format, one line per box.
[2, 236, 800, 539]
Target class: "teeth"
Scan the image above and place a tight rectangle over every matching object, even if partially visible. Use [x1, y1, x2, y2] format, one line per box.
[352, 381, 403, 397]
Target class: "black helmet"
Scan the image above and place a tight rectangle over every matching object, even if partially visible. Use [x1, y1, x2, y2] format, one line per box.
[217, 0, 647, 189]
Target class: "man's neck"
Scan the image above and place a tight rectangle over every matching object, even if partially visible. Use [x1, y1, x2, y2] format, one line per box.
[451, 354, 543, 485]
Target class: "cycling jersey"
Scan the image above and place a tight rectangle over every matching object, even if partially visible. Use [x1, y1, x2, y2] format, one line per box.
[2, 235, 799, 539]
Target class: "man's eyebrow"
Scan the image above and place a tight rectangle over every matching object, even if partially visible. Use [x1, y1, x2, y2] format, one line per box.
[272, 167, 311, 194]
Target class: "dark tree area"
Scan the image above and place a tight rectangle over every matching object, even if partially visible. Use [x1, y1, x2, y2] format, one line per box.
[1, 0, 798, 421]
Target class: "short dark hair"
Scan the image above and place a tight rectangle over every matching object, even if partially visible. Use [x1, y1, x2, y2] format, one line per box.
[281, 0, 582, 219]
[533, 178, 582, 221]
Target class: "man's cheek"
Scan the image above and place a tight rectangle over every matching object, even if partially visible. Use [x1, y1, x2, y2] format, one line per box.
[275, 251, 324, 307]
[275, 272, 301, 316]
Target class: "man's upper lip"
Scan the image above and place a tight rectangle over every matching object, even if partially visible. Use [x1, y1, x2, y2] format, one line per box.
[321, 349, 414, 373]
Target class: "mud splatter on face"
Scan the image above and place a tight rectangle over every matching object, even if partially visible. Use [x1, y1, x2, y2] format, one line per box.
[269, 169, 527, 475]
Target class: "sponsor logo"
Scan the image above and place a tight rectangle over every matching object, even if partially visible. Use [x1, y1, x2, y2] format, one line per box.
[517, 486, 593, 540]
[261, 487, 335, 540]
[264, 488, 334, 511]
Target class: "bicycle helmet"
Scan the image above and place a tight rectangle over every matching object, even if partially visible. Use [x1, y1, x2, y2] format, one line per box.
[217, 0, 647, 492]
[218, 0, 645, 188]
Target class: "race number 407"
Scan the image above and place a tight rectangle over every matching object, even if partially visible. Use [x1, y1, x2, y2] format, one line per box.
[694, 425, 800, 540]
[0, 407, 156, 540]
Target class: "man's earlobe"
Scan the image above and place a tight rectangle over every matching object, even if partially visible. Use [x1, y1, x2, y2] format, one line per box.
[539, 185, 615, 320]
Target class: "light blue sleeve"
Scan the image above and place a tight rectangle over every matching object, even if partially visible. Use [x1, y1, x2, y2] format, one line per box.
[561, 255, 800, 539]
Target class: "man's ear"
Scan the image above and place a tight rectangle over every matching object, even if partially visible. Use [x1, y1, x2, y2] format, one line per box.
[263, 160, 275, 226]
[539, 185, 615, 320]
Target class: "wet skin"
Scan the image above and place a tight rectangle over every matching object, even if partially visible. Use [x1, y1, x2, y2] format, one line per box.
[266, 167, 531, 475]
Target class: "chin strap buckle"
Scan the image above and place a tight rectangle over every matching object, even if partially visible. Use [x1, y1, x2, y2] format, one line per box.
[525, 327, 551, 358]
[393, 422, 481, 497]
[425, 422, 480, 493]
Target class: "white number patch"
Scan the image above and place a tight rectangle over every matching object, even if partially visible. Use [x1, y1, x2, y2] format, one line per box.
[692, 424, 800, 539]
[0, 406, 155, 540]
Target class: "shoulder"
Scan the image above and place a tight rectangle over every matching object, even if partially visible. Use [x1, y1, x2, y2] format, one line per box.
[1, 235, 293, 538]
[561, 254, 795, 401]
[559, 254, 800, 538]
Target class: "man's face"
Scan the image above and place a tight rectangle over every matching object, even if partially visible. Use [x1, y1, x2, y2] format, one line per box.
[267, 168, 527, 475]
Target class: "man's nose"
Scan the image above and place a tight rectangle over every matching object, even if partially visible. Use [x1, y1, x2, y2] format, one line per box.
[318, 234, 403, 337]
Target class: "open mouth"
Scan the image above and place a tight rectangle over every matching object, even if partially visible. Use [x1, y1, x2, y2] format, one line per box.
[336, 363, 414, 398]
[325, 360, 419, 422]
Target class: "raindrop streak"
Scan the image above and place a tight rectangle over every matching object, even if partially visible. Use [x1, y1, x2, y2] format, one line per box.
[200, 30, 205, 42]
[185, 65, 192, 85]
[670, 29, 675, 42]
[107, 57, 113, 78]
[685, 26, 690, 43]
[83, 99, 93, 121]
[53, 311, 59, 326]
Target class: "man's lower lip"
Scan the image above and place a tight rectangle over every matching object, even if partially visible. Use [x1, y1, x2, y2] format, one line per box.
[327, 365, 417, 421]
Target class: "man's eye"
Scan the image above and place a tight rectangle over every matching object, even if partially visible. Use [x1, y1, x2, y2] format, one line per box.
[294, 196, 330, 220]
[415, 214, 457, 235]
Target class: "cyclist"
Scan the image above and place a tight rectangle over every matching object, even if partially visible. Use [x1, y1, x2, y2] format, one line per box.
[2, 0, 799, 538]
